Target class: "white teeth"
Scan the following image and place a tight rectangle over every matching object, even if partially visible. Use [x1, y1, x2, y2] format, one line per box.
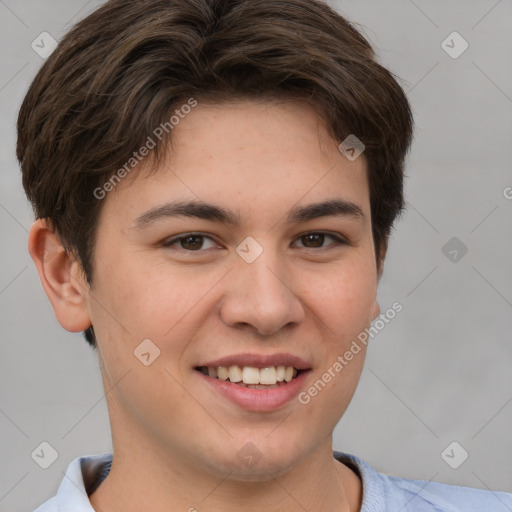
[242, 366, 261, 384]
[217, 366, 229, 380]
[228, 365, 243, 383]
[200, 365, 301, 385]
[260, 367, 277, 384]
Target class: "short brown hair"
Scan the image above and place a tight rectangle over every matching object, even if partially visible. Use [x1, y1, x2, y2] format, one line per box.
[17, 0, 414, 348]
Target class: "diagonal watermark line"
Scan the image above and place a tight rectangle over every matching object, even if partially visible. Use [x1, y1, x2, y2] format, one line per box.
[163, 368, 233, 438]
[408, 202, 439, 233]
[472, 396, 512, 439]
[332, 461, 351, 511]
[471, 471, 512, 511]
[0, 62, 28, 93]
[406, 265, 438, 297]
[199, 449, 314, 512]
[264, 265, 337, 337]
[54, 258, 132, 339]
[162, 267, 233, 338]
[265, 430, 348, 512]
[0, 265, 28, 296]
[199, 470, 234, 503]
[0, 0, 29, 28]
[396, 472, 439, 512]
[61, 369, 132, 439]
[407, 0, 439, 28]
[0, 203, 29, 233]
[471, 265, 512, 309]
[470, 204, 499, 233]
[168, 167, 210, 202]
[87, 288, 132, 337]
[58, 260, 131, 338]
[151, 167, 251, 275]
[59, 261, 132, 338]
[472, 61, 512, 105]
[264, 469, 310, 512]
[265, 410, 294, 439]
[63, 0, 95, 27]
[0, 472, 29, 502]
[266, 164, 337, 234]
[471, 0, 503, 30]
[369, 368, 439, 438]
[406, 62, 439, 95]
[0, 407, 29, 439]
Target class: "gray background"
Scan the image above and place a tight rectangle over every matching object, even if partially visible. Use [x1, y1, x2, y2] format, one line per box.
[1, 0, 511, 510]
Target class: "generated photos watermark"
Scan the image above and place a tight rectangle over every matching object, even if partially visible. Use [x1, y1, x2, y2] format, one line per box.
[93, 97, 198, 200]
[298, 301, 403, 405]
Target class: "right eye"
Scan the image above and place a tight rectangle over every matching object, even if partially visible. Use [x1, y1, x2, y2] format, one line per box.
[161, 233, 220, 252]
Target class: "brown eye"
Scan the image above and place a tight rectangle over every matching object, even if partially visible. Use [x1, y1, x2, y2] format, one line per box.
[179, 235, 204, 250]
[162, 233, 218, 251]
[302, 233, 325, 248]
[294, 232, 347, 249]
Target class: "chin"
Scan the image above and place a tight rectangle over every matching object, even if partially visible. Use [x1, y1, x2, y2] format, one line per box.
[198, 434, 306, 480]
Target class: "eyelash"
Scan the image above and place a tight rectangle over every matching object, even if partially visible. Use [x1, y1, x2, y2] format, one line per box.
[161, 232, 348, 252]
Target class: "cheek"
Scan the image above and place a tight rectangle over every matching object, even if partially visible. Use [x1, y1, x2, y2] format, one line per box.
[88, 250, 230, 372]
[90, 250, 186, 335]
[303, 257, 377, 334]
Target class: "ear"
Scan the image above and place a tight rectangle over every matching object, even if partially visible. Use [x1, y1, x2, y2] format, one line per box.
[28, 218, 92, 332]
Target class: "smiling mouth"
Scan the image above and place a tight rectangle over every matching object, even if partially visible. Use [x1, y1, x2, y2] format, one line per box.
[195, 365, 304, 389]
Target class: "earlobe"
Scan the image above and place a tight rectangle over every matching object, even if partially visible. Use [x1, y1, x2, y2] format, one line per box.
[28, 219, 92, 332]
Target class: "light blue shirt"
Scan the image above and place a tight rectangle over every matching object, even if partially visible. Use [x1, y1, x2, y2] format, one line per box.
[34, 451, 512, 511]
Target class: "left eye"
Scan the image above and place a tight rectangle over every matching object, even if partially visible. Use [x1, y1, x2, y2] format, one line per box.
[293, 232, 347, 249]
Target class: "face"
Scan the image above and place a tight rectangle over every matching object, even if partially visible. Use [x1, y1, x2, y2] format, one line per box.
[85, 99, 381, 479]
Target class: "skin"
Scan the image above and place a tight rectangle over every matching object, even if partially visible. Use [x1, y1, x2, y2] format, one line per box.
[29, 99, 385, 512]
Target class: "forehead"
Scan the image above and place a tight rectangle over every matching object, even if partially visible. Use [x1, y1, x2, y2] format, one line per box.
[100, 99, 370, 225]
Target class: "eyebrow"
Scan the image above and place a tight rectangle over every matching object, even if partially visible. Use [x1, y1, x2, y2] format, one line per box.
[132, 198, 365, 229]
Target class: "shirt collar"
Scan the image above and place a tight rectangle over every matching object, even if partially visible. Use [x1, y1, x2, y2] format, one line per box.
[53, 452, 112, 511]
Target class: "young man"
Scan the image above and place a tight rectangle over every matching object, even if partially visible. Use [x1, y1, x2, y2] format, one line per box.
[18, 0, 512, 510]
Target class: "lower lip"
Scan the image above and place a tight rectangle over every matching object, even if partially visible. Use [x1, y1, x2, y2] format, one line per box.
[196, 370, 311, 412]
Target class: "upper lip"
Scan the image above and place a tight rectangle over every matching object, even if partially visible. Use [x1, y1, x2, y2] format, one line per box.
[197, 352, 311, 370]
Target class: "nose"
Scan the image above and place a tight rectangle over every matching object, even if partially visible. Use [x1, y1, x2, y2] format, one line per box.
[219, 247, 305, 337]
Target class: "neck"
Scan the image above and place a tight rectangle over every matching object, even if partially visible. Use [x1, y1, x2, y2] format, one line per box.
[89, 435, 361, 512]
